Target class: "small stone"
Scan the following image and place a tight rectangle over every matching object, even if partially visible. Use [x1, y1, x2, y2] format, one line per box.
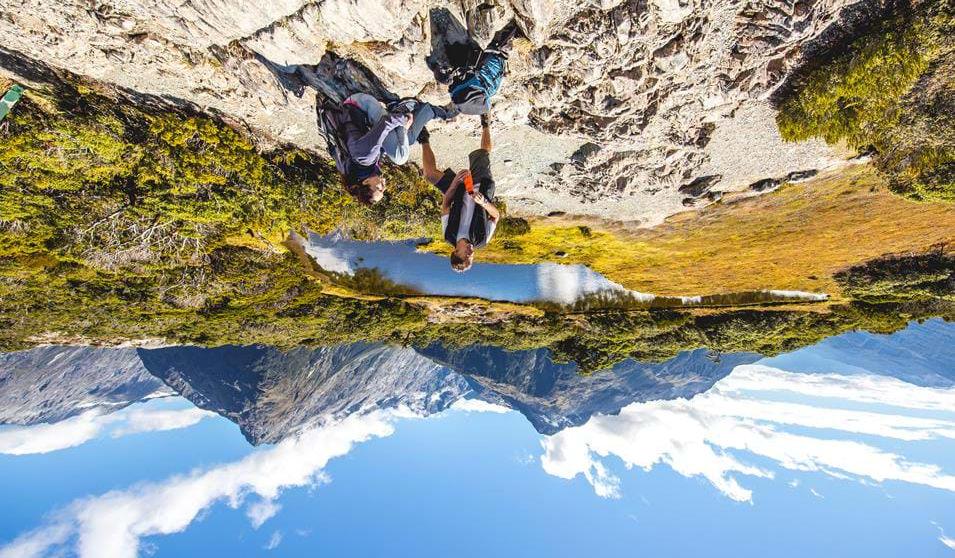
[786, 169, 818, 183]
[749, 178, 780, 192]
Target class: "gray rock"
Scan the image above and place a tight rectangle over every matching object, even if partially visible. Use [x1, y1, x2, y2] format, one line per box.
[786, 169, 819, 182]
[136, 343, 468, 444]
[749, 177, 781, 192]
[0, 346, 169, 425]
[0, 0, 887, 222]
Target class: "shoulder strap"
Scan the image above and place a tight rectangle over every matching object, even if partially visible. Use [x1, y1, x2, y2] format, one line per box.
[444, 188, 466, 245]
[316, 100, 351, 175]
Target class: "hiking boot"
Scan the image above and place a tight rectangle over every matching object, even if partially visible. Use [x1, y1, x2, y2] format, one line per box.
[434, 65, 455, 85]
[438, 102, 460, 121]
[487, 20, 521, 55]
[387, 97, 418, 114]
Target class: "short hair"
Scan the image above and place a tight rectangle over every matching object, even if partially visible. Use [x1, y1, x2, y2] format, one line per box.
[450, 252, 472, 272]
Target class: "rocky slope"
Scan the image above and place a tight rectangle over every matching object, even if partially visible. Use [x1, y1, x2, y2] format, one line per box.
[418, 344, 760, 433]
[139, 342, 761, 438]
[2, 322, 946, 439]
[0, 0, 887, 224]
[0, 346, 171, 425]
[136, 343, 469, 444]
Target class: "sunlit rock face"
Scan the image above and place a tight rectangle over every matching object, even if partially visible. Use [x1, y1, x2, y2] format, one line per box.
[0, 346, 170, 425]
[136, 343, 470, 445]
[0, 0, 886, 222]
[418, 345, 761, 434]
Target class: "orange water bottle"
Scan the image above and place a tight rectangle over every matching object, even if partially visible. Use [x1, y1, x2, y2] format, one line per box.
[464, 172, 474, 194]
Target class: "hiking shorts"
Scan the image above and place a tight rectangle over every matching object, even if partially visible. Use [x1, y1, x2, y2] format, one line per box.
[434, 149, 495, 199]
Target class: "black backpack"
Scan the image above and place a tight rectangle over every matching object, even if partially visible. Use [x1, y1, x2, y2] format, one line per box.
[315, 96, 354, 176]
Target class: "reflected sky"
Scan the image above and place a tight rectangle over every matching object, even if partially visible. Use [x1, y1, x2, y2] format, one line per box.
[302, 232, 828, 307]
[1, 320, 953, 557]
[304, 231, 637, 305]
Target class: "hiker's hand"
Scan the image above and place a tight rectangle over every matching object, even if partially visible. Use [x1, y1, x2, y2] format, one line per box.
[451, 169, 470, 187]
[404, 114, 413, 128]
[470, 191, 487, 206]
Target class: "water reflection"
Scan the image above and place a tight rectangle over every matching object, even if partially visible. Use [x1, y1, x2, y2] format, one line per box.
[302, 232, 829, 309]
[542, 365, 955, 501]
[1, 320, 953, 557]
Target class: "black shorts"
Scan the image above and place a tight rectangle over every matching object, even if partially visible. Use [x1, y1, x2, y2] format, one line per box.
[434, 149, 496, 199]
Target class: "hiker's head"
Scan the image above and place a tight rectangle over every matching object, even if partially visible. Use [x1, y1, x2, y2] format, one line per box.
[450, 239, 474, 272]
[345, 175, 386, 205]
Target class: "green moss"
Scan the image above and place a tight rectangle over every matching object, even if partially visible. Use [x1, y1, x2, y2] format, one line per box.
[777, 2, 954, 201]
[834, 246, 955, 303]
[0, 79, 950, 374]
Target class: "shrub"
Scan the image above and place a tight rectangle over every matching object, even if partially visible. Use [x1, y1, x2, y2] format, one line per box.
[776, 3, 954, 201]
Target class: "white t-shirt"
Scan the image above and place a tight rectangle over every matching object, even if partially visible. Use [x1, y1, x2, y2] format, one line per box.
[441, 191, 497, 245]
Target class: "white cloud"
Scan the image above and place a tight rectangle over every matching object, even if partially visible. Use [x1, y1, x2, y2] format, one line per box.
[809, 488, 824, 499]
[933, 522, 955, 551]
[0, 523, 72, 558]
[450, 398, 511, 414]
[719, 366, 955, 413]
[0, 411, 107, 455]
[110, 408, 214, 438]
[534, 263, 653, 306]
[0, 409, 406, 558]
[540, 366, 955, 502]
[303, 239, 354, 274]
[264, 531, 283, 551]
[0, 405, 215, 456]
[246, 499, 281, 530]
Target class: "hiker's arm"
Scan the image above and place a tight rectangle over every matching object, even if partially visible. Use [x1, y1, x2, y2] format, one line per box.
[390, 125, 410, 165]
[348, 112, 409, 166]
[441, 171, 469, 215]
[441, 184, 458, 215]
[422, 143, 444, 184]
[472, 192, 500, 221]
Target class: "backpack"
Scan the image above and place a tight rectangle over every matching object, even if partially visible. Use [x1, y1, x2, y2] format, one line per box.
[315, 97, 354, 175]
[448, 52, 506, 115]
[450, 76, 491, 115]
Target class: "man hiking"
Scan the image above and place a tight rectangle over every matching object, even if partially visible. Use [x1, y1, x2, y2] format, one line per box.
[421, 113, 500, 272]
[316, 94, 455, 205]
[432, 20, 522, 116]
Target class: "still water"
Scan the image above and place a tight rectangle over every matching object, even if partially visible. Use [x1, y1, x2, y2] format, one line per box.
[1, 320, 953, 557]
[302, 232, 829, 309]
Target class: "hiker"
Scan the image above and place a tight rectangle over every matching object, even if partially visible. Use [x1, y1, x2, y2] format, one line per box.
[421, 113, 500, 272]
[316, 93, 455, 205]
[434, 20, 522, 115]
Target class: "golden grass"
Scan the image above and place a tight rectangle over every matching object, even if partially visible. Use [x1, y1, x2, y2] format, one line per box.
[455, 165, 955, 298]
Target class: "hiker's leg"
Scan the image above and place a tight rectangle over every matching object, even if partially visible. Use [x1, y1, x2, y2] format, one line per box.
[481, 118, 492, 153]
[409, 101, 461, 144]
[407, 103, 436, 145]
[421, 141, 445, 184]
[347, 93, 411, 163]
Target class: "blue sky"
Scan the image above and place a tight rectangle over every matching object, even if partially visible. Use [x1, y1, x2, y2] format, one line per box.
[1, 323, 954, 557]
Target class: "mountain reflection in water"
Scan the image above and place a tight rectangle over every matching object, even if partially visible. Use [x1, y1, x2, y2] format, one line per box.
[0, 320, 953, 557]
[302, 232, 829, 309]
